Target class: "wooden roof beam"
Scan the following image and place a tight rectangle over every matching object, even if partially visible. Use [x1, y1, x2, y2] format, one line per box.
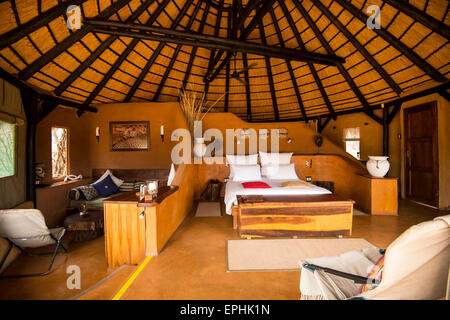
[383, 0, 450, 40]
[312, 0, 402, 95]
[88, 22, 346, 66]
[81, 0, 175, 110]
[181, 2, 211, 90]
[296, 0, 372, 121]
[278, 0, 336, 119]
[18, 0, 131, 81]
[269, 8, 307, 120]
[204, 0, 260, 82]
[258, 23, 279, 121]
[54, 0, 157, 96]
[333, 0, 447, 82]
[152, 0, 202, 102]
[206, 0, 277, 83]
[0, 0, 88, 50]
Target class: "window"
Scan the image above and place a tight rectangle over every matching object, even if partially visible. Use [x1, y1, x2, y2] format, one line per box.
[51, 127, 68, 178]
[343, 127, 360, 160]
[0, 121, 15, 178]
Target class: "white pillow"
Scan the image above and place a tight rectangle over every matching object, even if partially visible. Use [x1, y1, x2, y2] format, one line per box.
[167, 163, 176, 186]
[259, 151, 293, 167]
[94, 169, 124, 187]
[263, 163, 299, 180]
[226, 154, 258, 178]
[231, 164, 262, 182]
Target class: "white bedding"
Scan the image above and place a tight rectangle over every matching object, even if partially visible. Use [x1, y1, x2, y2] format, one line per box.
[224, 178, 332, 215]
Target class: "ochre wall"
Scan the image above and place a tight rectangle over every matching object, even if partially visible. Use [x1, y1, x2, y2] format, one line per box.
[36, 102, 189, 181]
[201, 112, 359, 161]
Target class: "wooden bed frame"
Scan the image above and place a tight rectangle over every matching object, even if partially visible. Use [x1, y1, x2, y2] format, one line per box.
[232, 194, 354, 238]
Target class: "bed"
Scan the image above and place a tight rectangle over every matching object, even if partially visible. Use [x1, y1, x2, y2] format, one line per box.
[224, 178, 332, 215]
[225, 178, 354, 238]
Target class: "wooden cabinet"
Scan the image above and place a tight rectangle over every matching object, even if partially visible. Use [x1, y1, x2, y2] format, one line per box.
[354, 174, 398, 215]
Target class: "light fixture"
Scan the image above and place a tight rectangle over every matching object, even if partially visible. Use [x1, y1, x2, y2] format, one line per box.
[160, 124, 165, 142]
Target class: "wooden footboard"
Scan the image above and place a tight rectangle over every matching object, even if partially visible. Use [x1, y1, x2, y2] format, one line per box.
[235, 194, 354, 238]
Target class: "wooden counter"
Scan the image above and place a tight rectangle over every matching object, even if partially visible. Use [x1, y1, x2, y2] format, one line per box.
[103, 186, 180, 268]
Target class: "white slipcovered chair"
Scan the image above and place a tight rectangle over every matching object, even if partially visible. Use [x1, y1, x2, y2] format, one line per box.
[300, 215, 450, 300]
[0, 209, 67, 278]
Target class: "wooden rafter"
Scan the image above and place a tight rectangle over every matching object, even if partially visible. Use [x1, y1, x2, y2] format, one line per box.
[181, 1, 211, 90]
[0, 0, 88, 50]
[152, 0, 201, 102]
[18, 0, 131, 81]
[312, 0, 402, 95]
[333, 0, 447, 82]
[82, 0, 174, 109]
[383, 0, 450, 40]
[204, 0, 259, 82]
[54, 0, 156, 96]
[297, 1, 374, 122]
[278, 0, 336, 119]
[206, 0, 278, 83]
[258, 23, 279, 121]
[269, 8, 307, 120]
[88, 20, 345, 67]
[241, 52, 252, 121]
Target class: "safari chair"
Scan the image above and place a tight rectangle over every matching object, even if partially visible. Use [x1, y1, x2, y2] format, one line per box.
[0, 209, 68, 278]
[299, 215, 450, 300]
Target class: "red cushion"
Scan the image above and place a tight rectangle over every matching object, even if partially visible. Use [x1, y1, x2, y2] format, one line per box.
[242, 182, 271, 188]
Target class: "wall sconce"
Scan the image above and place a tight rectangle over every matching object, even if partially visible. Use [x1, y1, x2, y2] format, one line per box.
[95, 127, 100, 143]
[286, 137, 293, 144]
[160, 125, 164, 142]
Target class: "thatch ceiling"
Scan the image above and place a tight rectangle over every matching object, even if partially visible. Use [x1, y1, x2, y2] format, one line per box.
[0, 0, 448, 122]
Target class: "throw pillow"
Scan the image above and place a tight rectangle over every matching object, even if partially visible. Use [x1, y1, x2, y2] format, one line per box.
[68, 187, 84, 200]
[281, 181, 312, 188]
[92, 175, 119, 198]
[78, 185, 99, 201]
[259, 152, 293, 167]
[134, 181, 146, 190]
[119, 181, 135, 192]
[264, 163, 299, 180]
[231, 164, 262, 182]
[94, 169, 124, 187]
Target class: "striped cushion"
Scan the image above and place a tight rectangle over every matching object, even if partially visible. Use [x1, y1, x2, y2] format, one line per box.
[359, 254, 384, 293]
[119, 181, 135, 192]
[134, 181, 146, 190]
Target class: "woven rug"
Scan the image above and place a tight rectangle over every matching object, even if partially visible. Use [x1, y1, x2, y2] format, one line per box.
[226, 238, 375, 271]
[194, 201, 222, 217]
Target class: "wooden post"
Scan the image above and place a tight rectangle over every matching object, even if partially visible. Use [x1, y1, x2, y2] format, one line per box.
[383, 104, 389, 156]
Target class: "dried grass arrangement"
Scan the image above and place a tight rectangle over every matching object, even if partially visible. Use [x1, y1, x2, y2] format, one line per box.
[179, 83, 226, 137]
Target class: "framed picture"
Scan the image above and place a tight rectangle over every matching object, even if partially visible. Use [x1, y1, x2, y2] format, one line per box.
[109, 121, 150, 151]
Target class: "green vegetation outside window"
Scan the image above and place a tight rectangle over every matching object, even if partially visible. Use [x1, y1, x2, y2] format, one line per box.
[0, 121, 16, 178]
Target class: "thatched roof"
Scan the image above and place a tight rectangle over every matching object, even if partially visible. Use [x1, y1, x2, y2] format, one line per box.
[0, 0, 448, 121]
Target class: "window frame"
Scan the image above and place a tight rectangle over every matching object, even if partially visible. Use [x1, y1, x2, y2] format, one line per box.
[343, 127, 361, 160]
[0, 121, 18, 181]
[51, 126, 70, 180]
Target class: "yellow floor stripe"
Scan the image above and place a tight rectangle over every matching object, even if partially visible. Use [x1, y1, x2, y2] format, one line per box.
[112, 255, 153, 300]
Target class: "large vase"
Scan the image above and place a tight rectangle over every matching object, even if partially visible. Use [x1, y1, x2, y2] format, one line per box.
[193, 137, 207, 158]
[366, 156, 390, 178]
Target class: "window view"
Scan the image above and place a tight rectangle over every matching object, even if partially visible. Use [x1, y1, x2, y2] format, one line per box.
[51, 127, 68, 178]
[0, 121, 15, 178]
[343, 127, 360, 160]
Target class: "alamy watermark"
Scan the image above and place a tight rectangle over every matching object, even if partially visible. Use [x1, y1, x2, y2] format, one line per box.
[366, 5, 381, 29]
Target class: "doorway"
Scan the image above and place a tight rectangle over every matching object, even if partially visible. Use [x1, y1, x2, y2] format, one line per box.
[404, 101, 438, 207]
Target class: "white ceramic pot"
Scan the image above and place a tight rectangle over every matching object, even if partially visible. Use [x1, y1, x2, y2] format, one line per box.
[366, 156, 390, 178]
[193, 137, 207, 158]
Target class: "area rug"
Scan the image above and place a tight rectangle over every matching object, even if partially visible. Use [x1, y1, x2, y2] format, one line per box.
[194, 201, 222, 217]
[226, 238, 375, 271]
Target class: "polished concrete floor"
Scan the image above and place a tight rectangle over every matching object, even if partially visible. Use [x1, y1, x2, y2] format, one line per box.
[0, 199, 446, 300]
